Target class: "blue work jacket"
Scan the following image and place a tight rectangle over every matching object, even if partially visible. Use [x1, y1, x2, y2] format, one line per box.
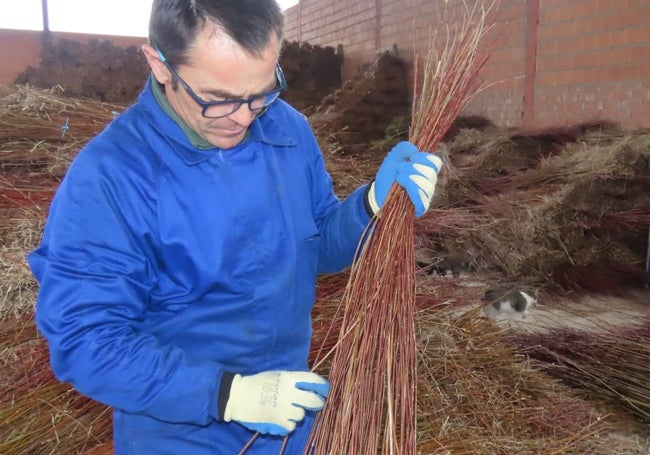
[29, 78, 372, 454]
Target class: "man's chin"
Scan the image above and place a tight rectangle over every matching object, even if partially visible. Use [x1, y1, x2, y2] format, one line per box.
[207, 131, 247, 150]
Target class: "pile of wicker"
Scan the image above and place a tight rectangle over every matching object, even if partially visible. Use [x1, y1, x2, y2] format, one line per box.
[1, 76, 649, 453]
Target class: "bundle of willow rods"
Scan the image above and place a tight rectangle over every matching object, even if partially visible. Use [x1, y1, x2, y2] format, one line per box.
[306, 2, 497, 453]
[308, 189, 417, 453]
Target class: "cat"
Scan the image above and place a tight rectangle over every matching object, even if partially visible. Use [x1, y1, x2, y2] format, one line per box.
[417, 256, 470, 278]
[482, 287, 537, 321]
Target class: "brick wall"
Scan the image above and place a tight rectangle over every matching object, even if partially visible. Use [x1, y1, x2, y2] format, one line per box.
[533, 0, 649, 128]
[285, 0, 650, 129]
[2, 1, 648, 130]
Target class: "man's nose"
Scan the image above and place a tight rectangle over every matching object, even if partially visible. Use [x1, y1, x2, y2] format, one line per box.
[228, 102, 256, 125]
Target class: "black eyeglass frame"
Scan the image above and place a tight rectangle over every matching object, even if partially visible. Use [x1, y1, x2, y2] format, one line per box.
[156, 49, 287, 119]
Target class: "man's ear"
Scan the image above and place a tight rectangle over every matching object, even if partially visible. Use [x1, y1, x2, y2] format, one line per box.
[141, 44, 172, 85]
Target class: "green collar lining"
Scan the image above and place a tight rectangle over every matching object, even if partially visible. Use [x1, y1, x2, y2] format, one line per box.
[150, 74, 217, 150]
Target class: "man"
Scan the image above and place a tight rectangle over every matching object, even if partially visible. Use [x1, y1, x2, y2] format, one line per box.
[29, 1, 442, 454]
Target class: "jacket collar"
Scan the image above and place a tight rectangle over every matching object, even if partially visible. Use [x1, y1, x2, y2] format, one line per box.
[140, 75, 297, 166]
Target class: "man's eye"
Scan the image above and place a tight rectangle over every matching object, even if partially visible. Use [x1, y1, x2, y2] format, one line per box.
[249, 96, 267, 109]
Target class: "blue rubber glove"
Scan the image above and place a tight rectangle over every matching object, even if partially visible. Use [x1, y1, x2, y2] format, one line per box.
[367, 141, 443, 217]
[223, 371, 330, 436]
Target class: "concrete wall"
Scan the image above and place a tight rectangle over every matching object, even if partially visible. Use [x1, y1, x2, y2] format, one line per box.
[285, 0, 650, 129]
[0, 30, 43, 86]
[0, 29, 146, 87]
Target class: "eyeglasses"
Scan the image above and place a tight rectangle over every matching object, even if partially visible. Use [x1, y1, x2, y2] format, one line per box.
[156, 49, 287, 119]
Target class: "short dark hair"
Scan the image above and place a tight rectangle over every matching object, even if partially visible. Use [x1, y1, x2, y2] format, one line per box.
[149, 0, 284, 67]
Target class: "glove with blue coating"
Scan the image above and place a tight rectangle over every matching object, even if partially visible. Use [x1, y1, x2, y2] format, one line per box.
[221, 370, 329, 436]
[367, 141, 443, 217]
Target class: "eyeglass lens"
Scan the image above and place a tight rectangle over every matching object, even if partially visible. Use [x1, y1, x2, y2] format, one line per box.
[203, 92, 280, 118]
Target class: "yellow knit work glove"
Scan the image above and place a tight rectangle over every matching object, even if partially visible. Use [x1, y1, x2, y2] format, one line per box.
[223, 371, 329, 436]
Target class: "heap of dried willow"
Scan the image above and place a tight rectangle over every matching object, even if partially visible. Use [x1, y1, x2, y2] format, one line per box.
[306, 2, 497, 453]
[308, 276, 650, 454]
[0, 85, 117, 454]
[0, 315, 113, 454]
[514, 322, 650, 425]
[415, 306, 612, 455]
[418, 121, 650, 294]
[3, 22, 649, 455]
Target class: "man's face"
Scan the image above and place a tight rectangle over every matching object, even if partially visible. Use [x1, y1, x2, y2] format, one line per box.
[155, 28, 281, 149]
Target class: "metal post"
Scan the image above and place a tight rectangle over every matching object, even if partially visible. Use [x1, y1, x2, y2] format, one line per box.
[646, 226, 650, 288]
[41, 0, 50, 33]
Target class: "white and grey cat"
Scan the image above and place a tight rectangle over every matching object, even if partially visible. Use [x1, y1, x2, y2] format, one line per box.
[482, 287, 537, 320]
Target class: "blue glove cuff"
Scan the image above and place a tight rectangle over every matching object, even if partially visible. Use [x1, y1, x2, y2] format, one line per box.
[237, 421, 290, 436]
[296, 379, 330, 399]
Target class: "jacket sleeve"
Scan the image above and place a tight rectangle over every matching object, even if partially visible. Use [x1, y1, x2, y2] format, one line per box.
[29, 145, 225, 426]
[317, 182, 372, 274]
[299, 125, 372, 274]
